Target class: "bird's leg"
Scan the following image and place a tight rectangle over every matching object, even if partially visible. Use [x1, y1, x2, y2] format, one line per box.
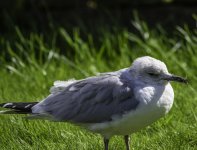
[124, 135, 130, 150]
[104, 137, 109, 150]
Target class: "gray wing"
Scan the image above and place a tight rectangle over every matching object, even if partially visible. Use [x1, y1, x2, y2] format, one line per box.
[32, 72, 139, 123]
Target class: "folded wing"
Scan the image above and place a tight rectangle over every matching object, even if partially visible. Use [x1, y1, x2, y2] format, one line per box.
[32, 73, 139, 123]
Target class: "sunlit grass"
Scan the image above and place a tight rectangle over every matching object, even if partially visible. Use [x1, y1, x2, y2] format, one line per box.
[0, 15, 196, 149]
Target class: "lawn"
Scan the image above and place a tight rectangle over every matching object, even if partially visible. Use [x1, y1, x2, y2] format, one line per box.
[0, 17, 196, 150]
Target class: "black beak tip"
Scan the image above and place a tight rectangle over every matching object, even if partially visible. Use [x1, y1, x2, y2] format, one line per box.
[164, 75, 189, 84]
[175, 76, 189, 84]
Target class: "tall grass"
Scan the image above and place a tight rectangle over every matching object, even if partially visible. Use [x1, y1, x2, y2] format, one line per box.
[0, 15, 196, 149]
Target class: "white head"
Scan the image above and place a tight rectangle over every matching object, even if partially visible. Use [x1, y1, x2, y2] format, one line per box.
[129, 56, 187, 85]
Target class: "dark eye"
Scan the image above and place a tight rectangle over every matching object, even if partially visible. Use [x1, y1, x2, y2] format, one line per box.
[148, 73, 159, 77]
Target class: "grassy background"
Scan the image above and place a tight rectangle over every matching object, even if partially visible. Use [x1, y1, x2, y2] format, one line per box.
[0, 16, 197, 149]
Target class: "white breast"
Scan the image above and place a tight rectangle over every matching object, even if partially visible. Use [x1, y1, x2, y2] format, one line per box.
[87, 83, 174, 138]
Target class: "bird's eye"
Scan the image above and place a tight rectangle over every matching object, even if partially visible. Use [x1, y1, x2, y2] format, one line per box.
[148, 73, 159, 77]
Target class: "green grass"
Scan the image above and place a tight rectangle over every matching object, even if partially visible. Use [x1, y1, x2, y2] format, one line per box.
[0, 16, 197, 149]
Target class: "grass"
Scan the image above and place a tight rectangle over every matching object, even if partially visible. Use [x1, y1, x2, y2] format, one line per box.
[0, 15, 197, 149]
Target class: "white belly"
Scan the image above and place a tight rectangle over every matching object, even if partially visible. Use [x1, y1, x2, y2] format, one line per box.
[87, 83, 174, 138]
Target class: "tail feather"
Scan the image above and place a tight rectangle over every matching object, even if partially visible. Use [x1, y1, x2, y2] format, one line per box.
[0, 102, 38, 114]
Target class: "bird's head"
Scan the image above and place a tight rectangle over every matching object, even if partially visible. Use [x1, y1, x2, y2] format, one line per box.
[129, 56, 188, 85]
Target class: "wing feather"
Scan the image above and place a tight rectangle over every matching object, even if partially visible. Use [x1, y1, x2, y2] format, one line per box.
[32, 72, 139, 123]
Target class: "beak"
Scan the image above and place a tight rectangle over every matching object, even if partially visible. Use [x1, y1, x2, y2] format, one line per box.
[162, 74, 188, 84]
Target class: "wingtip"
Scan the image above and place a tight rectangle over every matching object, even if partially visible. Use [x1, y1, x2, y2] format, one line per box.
[0, 103, 13, 108]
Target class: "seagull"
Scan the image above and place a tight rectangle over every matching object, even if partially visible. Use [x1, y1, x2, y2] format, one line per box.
[0, 56, 187, 150]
